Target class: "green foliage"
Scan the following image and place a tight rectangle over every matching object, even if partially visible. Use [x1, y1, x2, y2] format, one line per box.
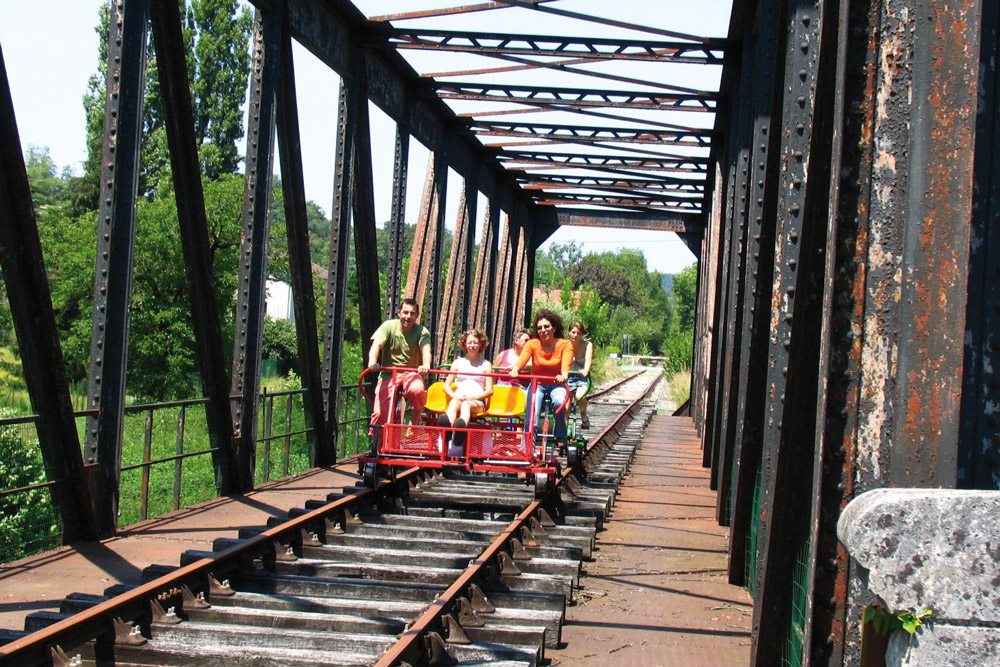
[664, 264, 697, 373]
[262, 316, 298, 377]
[0, 409, 58, 563]
[81, 0, 253, 202]
[534, 241, 583, 288]
[668, 369, 691, 406]
[863, 605, 932, 637]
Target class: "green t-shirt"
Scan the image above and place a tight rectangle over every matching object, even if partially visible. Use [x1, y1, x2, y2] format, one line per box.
[372, 319, 431, 370]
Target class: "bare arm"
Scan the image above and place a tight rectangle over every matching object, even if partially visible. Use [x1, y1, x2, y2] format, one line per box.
[418, 344, 431, 375]
[367, 340, 385, 370]
[582, 340, 594, 377]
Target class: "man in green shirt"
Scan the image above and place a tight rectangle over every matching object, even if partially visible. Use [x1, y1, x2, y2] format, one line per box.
[367, 298, 432, 426]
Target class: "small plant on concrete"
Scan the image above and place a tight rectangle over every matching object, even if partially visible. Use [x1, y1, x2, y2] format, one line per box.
[863, 604, 933, 636]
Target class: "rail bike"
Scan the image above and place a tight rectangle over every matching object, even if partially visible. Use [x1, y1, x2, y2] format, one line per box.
[357, 366, 571, 498]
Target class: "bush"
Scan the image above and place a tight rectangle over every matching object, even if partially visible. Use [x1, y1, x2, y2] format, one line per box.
[0, 409, 58, 563]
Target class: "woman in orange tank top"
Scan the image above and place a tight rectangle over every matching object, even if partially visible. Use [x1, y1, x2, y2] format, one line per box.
[508, 309, 573, 445]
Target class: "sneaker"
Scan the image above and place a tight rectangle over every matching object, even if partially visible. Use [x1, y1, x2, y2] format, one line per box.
[581, 417, 590, 429]
[438, 413, 451, 427]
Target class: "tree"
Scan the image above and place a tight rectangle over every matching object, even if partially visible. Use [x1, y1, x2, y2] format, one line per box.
[23, 145, 69, 211]
[80, 0, 253, 204]
[664, 264, 697, 372]
[534, 241, 583, 287]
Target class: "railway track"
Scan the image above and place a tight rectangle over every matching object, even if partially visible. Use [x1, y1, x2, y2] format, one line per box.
[0, 370, 662, 667]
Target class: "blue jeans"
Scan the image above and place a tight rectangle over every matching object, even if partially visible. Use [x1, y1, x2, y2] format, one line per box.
[530, 383, 568, 439]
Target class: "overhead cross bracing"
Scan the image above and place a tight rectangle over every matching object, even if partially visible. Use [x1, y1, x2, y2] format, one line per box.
[352, 0, 724, 223]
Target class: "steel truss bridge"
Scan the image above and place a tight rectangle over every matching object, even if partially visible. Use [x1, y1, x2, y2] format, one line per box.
[0, 1, 997, 665]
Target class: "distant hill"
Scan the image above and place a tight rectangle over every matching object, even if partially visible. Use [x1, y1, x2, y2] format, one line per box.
[661, 273, 674, 294]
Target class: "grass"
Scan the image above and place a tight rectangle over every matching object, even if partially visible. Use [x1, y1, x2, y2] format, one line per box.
[667, 369, 691, 406]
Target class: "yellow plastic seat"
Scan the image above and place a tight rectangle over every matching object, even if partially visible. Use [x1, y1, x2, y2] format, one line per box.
[425, 381, 453, 413]
[486, 384, 527, 417]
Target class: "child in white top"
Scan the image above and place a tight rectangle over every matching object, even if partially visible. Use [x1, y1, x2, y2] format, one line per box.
[440, 330, 494, 437]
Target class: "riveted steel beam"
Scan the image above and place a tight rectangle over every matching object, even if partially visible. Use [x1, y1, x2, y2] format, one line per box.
[751, 0, 842, 661]
[388, 29, 724, 64]
[426, 151, 448, 359]
[470, 200, 501, 347]
[469, 120, 712, 147]
[496, 150, 708, 172]
[86, 0, 149, 535]
[533, 206, 702, 233]
[438, 181, 477, 363]
[0, 44, 98, 542]
[273, 24, 330, 466]
[385, 126, 409, 319]
[149, 0, 238, 492]
[404, 153, 436, 311]
[721, 0, 784, 571]
[231, 7, 282, 493]
[433, 81, 715, 112]
[961, 0, 1000, 489]
[351, 53, 384, 361]
[321, 49, 360, 453]
[282, 0, 527, 217]
[517, 174, 705, 193]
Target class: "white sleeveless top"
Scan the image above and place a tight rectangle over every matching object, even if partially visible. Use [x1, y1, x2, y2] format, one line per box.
[453, 357, 490, 398]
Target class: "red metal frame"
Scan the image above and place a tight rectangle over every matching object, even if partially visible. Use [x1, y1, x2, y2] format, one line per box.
[358, 366, 568, 476]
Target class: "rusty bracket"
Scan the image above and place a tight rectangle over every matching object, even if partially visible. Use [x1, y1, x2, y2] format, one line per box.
[300, 527, 322, 547]
[520, 524, 538, 547]
[207, 574, 234, 597]
[113, 617, 146, 646]
[456, 597, 485, 627]
[425, 631, 458, 665]
[181, 585, 210, 610]
[498, 551, 522, 575]
[529, 516, 548, 536]
[150, 598, 181, 625]
[442, 614, 472, 644]
[510, 538, 533, 561]
[469, 584, 496, 614]
[324, 516, 345, 536]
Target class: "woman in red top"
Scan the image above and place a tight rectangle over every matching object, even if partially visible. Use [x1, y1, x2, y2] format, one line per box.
[508, 309, 573, 445]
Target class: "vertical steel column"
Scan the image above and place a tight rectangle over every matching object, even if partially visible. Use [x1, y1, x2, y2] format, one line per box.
[812, 1, 880, 660]
[514, 205, 533, 328]
[713, 12, 762, 496]
[724, 0, 785, 569]
[805, 0, 856, 661]
[889, 0, 978, 485]
[385, 126, 409, 318]
[458, 179, 478, 335]
[470, 201, 500, 346]
[350, 56, 383, 358]
[703, 23, 752, 474]
[693, 162, 726, 433]
[494, 212, 516, 350]
[404, 153, 440, 315]
[438, 184, 469, 360]
[274, 25, 330, 465]
[231, 7, 281, 492]
[149, 0, 238, 493]
[961, 1, 1000, 489]
[426, 151, 448, 362]
[751, 0, 841, 661]
[322, 55, 361, 444]
[0, 46, 98, 542]
[85, 0, 149, 535]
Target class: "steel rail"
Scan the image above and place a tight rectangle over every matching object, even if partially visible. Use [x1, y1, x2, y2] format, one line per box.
[373, 369, 660, 666]
[0, 469, 424, 667]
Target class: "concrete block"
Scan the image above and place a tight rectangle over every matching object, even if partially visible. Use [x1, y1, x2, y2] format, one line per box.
[886, 625, 1000, 666]
[837, 488, 1000, 622]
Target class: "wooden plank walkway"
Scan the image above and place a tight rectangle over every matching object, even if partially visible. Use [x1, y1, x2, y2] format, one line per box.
[548, 415, 752, 665]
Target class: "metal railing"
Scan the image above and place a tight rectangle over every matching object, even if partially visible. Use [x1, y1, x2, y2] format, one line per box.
[0, 383, 371, 563]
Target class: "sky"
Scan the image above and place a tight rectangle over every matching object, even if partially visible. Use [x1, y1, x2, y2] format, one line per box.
[0, 0, 730, 275]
